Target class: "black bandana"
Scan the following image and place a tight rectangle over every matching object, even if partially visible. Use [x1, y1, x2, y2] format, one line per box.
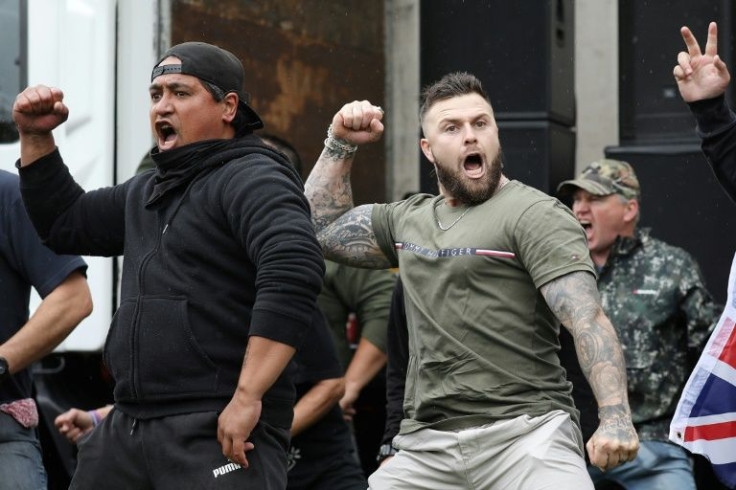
[146, 139, 232, 206]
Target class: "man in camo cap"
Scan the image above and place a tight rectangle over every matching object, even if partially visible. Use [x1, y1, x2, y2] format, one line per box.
[558, 159, 721, 490]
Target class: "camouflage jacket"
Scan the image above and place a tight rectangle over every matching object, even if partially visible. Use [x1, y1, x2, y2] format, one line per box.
[598, 228, 721, 442]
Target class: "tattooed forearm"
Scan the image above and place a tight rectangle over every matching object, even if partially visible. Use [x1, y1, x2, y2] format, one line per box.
[541, 271, 630, 410]
[318, 205, 391, 269]
[305, 142, 390, 268]
[305, 148, 356, 232]
[546, 276, 640, 468]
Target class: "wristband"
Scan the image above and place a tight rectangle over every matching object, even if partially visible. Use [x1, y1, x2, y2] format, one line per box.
[87, 409, 101, 427]
[324, 126, 358, 156]
[376, 443, 398, 464]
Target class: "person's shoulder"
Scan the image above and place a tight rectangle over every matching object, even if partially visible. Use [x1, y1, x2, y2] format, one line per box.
[500, 180, 557, 205]
[0, 169, 22, 207]
[0, 169, 19, 190]
[640, 230, 694, 260]
[378, 192, 433, 208]
[224, 135, 283, 163]
[373, 193, 435, 221]
[127, 168, 154, 186]
[383, 192, 436, 212]
[488, 181, 564, 222]
[219, 138, 299, 182]
[500, 181, 575, 223]
[403, 193, 435, 205]
[223, 150, 279, 170]
[213, 156, 293, 195]
[636, 229, 702, 272]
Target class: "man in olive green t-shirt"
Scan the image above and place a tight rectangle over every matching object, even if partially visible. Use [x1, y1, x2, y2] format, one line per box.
[371, 181, 593, 436]
[305, 72, 639, 489]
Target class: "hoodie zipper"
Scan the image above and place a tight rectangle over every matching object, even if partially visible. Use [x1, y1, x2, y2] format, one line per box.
[129, 210, 167, 400]
[128, 173, 210, 400]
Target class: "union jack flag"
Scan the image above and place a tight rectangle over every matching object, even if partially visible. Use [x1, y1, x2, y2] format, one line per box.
[670, 253, 736, 489]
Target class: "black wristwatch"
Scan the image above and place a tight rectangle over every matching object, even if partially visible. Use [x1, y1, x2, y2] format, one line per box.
[0, 357, 9, 385]
[376, 443, 398, 464]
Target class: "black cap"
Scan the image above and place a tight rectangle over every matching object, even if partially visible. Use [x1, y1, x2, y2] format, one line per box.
[151, 42, 264, 131]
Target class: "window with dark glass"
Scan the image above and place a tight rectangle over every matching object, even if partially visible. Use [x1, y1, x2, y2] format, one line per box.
[0, 0, 22, 143]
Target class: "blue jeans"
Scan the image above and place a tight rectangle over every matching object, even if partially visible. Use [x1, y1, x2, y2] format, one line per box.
[588, 440, 695, 490]
[0, 412, 47, 490]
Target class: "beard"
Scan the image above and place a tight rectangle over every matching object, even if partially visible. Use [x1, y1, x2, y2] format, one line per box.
[433, 148, 504, 205]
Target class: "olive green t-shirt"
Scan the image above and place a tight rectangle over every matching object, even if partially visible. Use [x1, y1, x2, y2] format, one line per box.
[372, 180, 595, 434]
[316, 260, 396, 370]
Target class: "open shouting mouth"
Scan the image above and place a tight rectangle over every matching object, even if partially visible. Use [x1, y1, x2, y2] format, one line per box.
[463, 153, 485, 179]
[155, 121, 178, 150]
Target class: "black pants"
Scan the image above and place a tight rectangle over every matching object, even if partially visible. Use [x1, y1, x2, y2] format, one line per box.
[70, 408, 289, 490]
[287, 436, 367, 490]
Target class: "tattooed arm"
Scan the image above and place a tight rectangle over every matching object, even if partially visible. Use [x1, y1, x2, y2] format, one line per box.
[317, 205, 393, 268]
[540, 270, 639, 471]
[305, 100, 391, 269]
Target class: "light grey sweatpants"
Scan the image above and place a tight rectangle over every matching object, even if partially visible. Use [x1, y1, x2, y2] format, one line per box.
[368, 410, 594, 490]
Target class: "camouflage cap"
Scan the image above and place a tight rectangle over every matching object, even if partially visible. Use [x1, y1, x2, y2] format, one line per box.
[557, 159, 640, 200]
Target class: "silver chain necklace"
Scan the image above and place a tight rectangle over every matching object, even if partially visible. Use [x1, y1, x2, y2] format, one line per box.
[434, 202, 470, 231]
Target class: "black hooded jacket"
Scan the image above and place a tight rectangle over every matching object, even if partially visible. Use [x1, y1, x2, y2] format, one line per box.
[18, 135, 325, 428]
[689, 94, 736, 203]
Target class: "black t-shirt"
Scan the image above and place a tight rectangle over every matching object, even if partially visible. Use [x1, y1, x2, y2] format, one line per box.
[288, 309, 353, 467]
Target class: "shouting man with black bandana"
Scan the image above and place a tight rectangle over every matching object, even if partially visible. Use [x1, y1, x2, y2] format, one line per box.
[12, 42, 325, 489]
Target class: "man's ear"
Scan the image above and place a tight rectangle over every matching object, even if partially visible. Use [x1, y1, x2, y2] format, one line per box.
[623, 198, 639, 224]
[420, 138, 434, 163]
[222, 93, 239, 124]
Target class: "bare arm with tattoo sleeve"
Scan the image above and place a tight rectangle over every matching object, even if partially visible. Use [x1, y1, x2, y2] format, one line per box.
[540, 270, 639, 472]
[305, 100, 392, 269]
[316, 205, 392, 268]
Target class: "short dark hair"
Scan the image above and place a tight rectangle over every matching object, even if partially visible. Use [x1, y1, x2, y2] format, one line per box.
[202, 81, 250, 137]
[419, 72, 490, 124]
